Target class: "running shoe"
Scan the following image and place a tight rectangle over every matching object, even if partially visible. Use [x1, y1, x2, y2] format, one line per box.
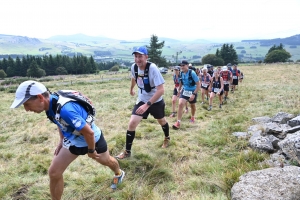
[219, 104, 222, 108]
[201, 102, 204, 104]
[115, 150, 131, 160]
[111, 170, 125, 190]
[208, 106, 212, 111]
[169, 112, 176, 117]
[162, 137, 170, 148]
[172, 121, 180, 130]
[190, 117, 195, 123]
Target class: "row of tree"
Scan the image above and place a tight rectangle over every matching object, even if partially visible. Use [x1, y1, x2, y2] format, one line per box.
[201, 44, 238, 66]
[0, 55, 125, 78]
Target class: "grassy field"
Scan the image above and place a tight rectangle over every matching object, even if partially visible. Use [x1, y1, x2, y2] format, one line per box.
[0, 64, 299, 199]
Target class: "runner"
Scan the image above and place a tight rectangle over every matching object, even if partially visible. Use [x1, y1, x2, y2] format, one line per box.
[172, 60, 200, 129]
[199, 67, 212, 104]
[231, 64, 240, 93]
[208, 70, 224, 111]
[170, 66, 188, 117]
[220, 66, 232, 101]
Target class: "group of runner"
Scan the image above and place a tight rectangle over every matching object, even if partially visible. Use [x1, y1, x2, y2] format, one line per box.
[170, 62, 243, 129]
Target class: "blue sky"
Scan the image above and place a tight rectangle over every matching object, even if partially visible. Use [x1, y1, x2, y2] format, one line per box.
[1, 0, 300, 41]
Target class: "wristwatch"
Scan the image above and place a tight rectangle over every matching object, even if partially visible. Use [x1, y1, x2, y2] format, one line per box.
[88, 149, 95, 153]
[146, 101, 152, 106]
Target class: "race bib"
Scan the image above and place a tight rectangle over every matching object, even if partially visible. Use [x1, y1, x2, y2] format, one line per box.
[183, 90, 192, 97]
[213, 88, 220, 93]
[233, 76, 237, 79]
[223, 81, 229, 84]
[63, 138, 72, 149]
[201, 83, 208, 87]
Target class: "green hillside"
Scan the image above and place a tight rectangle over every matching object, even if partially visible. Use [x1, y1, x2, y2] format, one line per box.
[0, 34, 299, 63]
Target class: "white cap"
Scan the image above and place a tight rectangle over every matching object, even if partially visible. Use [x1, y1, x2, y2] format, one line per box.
[10, 80, 47, 108]
[202, 67, 208, 71]
[222, 66, 228, 71]
[189, 63, 192, 67]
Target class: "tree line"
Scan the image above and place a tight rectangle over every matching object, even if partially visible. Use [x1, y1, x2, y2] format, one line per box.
[0, 55, 126, 78]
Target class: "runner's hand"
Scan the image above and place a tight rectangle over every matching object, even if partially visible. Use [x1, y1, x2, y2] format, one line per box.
[88, 151, 99, 159]
[54, 143, 62, 156]
[136, 104, 148, 115]
[130, 90, 135, 96]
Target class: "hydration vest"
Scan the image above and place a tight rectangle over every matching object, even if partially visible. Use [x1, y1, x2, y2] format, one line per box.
[134, 62, 155, 93]
[180, 69, 196, 87]
[220, 71, 231, 82]
[46, 90, 96, 136]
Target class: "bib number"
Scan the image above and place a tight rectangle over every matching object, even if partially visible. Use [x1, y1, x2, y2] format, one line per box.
[214, 88, 220, 93]
[63, 138, 72, 149]
[233, 76, 237, 79]
[201, 83, 208, 87]
[183, 90, 192, 97]
[223, 81, 229, 84]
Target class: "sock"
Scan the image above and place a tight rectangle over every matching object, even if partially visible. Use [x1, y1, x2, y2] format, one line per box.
[125, 130, 135, 152]
[162, 123, 169, 138]
[115, 169, 122, 176]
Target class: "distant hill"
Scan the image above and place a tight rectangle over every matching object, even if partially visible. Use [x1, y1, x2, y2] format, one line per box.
[242, 34, 300, 46]
[0, 33, 299, 62]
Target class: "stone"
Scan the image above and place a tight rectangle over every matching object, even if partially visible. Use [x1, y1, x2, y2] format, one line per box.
[287, 125, 300, 133]
[232, 132, 249, 139]
[252, 116, 271, 124]
[264, 122, 283, 135]
[231, 166, 300, 200]
[249, 134, 275, 153]
[271, 112, 294, 124]
[288, 116, 300, 127]
[278, 131, 300, 161]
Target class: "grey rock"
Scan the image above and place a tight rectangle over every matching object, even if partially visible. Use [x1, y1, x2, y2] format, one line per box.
[249, 134, 275, 153]
[288, 116, 300, 127]
[264, 152, 290, 167]
[232, 132, 249, 139]
[252, 116, 271, 124]
[264, 122, 283, 135]
[231, 166, 300, 200]
[248, 124, 263, 133]
[287, 125, 300, 133]
[271, 112, 295, 124]
[278, 131, 300, 161]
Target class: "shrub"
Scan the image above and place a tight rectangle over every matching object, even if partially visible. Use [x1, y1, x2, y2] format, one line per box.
[0, 70, 7, 79]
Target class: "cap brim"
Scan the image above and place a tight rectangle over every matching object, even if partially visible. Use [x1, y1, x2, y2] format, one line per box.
[10, 96, 30, 108]
[132, 51, 145, 55]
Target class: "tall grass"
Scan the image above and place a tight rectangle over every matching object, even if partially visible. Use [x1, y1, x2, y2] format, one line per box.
[0, 64, 299, 199]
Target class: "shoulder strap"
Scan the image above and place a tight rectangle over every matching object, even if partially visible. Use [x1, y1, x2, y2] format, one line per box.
[134, 64, 138, 83]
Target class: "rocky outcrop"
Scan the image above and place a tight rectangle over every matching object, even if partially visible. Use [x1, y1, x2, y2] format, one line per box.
[231, 166, 300, 200]
[231, 112, 300, 200]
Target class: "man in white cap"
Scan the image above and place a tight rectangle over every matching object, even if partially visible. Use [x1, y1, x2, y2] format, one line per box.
[10, 80, 125, 199]
[115, 46, 170, 160]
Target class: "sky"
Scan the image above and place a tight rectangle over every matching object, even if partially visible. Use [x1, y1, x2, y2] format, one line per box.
[1, 0, 300, 42]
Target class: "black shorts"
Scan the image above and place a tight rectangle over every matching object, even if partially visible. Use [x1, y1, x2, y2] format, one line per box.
[201, 85, 209, 90]
[211, 88, 224, 96]
[232, 79, 239, 85]
[68, 133, 108, 155]
[132, 99, 165, 119]
[179, 90, 197, 104]
[173, 88, 178, 96]
[224, 84, 230, 91]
